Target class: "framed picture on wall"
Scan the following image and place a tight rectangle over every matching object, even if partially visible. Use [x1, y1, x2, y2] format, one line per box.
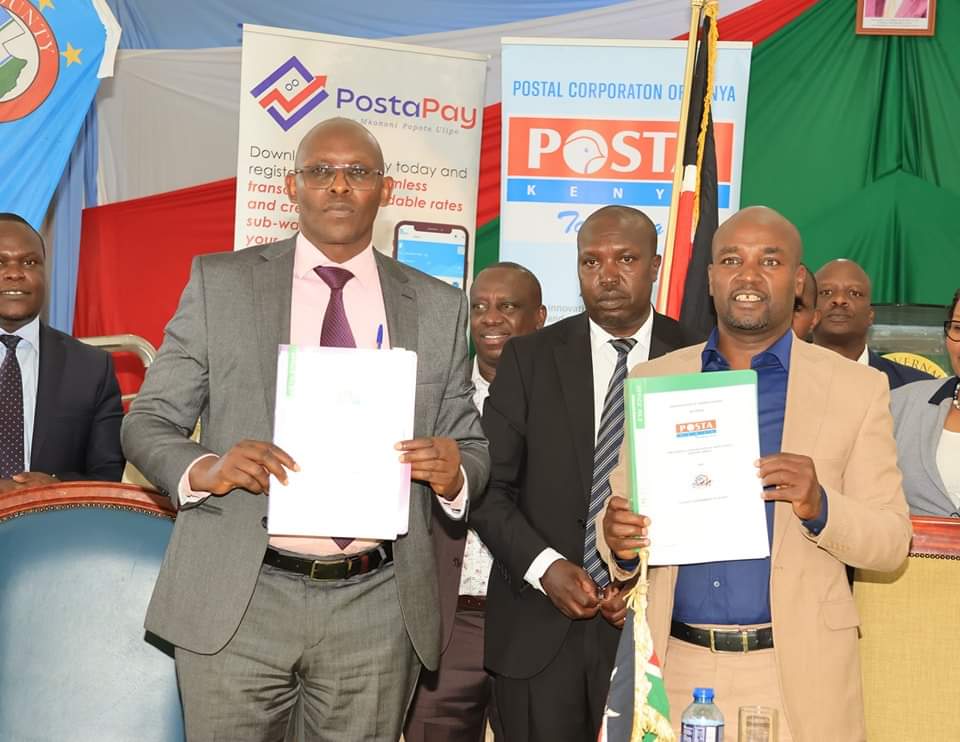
[856, 0, 937, 36]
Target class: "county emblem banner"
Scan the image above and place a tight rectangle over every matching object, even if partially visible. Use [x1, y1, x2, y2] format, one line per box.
[0, 0, 120, 226]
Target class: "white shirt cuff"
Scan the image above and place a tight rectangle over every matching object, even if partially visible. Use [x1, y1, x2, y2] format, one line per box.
[436, 465, 469, 521]
[177, 453, 218, 507]
[524, 548, 565, 594]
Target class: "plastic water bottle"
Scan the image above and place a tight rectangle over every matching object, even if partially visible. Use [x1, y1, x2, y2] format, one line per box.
[680, 687, 724, 742]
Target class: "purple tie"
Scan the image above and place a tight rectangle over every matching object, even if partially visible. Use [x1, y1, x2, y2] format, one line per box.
[314, 266, 356, 549]
[0, 335, 24, 480]
[315, 266, 357, 348]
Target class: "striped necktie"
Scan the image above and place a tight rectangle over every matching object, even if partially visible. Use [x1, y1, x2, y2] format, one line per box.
[583, 337, 636, 588]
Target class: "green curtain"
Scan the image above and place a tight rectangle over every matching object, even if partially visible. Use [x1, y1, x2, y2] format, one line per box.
[473, 216, 500, 276]
[740, 0, 960, 305]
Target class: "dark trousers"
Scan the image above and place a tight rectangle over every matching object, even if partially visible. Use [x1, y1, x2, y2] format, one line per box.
[405, 607, 492, 742]
[490, 615, 619, 742]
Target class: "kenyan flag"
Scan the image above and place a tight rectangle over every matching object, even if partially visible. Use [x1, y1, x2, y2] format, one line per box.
[599, 606, 674, 742]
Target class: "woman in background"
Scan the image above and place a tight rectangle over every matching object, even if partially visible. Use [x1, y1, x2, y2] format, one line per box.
[890, 289, 960, 516]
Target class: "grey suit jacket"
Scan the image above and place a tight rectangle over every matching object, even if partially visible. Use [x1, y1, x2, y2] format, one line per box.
[122, 237, 489, 668]
[891, 376, 959, 517]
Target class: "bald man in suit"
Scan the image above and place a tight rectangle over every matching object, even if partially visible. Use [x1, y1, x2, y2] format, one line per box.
[123, 119, 488, 741]
[599, 207, 910, 741]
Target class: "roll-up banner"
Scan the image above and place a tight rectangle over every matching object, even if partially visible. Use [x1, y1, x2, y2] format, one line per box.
[500, 38, 752, 322]
[236, 25, 487, 289]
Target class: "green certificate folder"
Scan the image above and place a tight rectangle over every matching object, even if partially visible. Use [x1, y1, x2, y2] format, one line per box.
[623, 369, 768, 565]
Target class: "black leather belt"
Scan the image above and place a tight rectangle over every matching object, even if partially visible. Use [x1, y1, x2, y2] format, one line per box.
[457, 595, 486, 611]
[263, 543, 393, 580]
[671, 620, 774, 653]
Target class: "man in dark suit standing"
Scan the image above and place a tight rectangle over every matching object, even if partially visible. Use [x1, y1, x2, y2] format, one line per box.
[813, 258, 932, 388]
[406, 262, 546, 742]
[0, 213, 124, 490]
[471, 205, 691, 741]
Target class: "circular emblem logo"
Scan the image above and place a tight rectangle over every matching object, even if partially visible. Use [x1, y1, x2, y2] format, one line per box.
[0, 3, 59, 122]
[562, 129, 608, 175]
[882, 352, 948, 379]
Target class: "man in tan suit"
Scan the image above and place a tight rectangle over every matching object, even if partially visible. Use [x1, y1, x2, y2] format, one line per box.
[598, 206, 910, 741]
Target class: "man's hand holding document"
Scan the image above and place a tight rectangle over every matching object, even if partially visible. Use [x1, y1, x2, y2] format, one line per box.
[624, 370, 769, 566]
[267, 345, 417, 540]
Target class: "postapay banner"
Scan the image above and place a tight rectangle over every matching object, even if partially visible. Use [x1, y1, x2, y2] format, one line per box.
[236, 25, 487, 290]
[0, 0, 120, 227]
[499, 38, 752, 322]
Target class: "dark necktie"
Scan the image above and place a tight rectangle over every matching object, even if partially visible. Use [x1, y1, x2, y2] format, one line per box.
[0, 335, 24, 480]
[583, 337, 637, 588]
[315, 266, 357, 348]
[314, 265, 357, 549]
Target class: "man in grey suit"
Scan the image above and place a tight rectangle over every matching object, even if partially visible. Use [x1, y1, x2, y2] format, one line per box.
[122, 118, 489, 741]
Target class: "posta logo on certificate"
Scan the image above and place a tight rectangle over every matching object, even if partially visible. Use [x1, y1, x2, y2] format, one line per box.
[675, 419, 718, 438]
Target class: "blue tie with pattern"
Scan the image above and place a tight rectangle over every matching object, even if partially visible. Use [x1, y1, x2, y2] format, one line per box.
[0, 334, 24, 480]
[583, 337, 637, 588]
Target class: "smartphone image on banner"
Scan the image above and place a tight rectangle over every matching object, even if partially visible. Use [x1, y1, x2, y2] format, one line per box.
[393, 221, 469, 289]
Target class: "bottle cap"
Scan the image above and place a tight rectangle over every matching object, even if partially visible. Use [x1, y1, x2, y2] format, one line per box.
[693, 687, 715, 703]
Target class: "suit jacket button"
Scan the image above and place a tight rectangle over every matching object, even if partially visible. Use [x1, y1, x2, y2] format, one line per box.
[261, 517, 268, 529]
[453, 558, 462, 567]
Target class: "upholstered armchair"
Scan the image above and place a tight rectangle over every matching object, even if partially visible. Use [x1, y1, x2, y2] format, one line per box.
[0, 482, 185, 742]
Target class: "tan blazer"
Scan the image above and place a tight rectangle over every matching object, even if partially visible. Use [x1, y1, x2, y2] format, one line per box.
[597, 336, 911, 742]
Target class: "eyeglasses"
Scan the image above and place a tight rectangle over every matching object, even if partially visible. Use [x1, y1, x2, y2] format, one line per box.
[945, 320, 960, 342]
[292, 164, 384, 190]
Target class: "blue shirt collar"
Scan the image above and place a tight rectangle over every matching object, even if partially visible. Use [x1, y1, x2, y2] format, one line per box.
[701, 327, 794, 372]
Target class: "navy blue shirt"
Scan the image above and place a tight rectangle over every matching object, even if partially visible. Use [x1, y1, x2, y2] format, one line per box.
[671, 329, 826, 625]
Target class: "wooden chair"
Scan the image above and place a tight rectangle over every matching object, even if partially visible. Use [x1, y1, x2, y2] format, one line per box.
[855, 516, 960, 741]
[0, 482, 184, 742]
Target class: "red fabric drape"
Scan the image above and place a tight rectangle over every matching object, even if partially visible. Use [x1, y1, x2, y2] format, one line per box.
[678, 0, 822, 44]
[476, 102, 502, 228]
[74, 178, 236, 395]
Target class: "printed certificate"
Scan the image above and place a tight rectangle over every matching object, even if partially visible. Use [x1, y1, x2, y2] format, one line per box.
[625, 370, 769, 566]
[267, 345, 416, 539]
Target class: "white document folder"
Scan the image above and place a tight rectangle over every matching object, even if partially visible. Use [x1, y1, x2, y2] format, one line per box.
[626, 370, 770, 566]
[267, 345, 417, 539]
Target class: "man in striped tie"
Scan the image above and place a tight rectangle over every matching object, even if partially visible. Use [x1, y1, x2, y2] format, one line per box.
[472, 205, 692, 742]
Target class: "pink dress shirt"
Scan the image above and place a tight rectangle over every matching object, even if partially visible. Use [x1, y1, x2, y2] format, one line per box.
[270, 235, 391, 555]
[180, 234, 466, 557]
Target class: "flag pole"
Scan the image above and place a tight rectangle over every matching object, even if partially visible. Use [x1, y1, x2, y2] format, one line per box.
[655, 0, 705, 314]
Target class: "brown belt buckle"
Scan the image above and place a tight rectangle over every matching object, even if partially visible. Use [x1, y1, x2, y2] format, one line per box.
[309, 560, 322, 579]
[741, 630, 750, 653]
[708, 628, 717, 653]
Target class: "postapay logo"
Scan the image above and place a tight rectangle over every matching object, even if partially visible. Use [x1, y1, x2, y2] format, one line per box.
[505, 116, 734, 208]
[0, 2, 59, 122]
[675, 419, 718, 439]
[250, 56, 329, 132]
